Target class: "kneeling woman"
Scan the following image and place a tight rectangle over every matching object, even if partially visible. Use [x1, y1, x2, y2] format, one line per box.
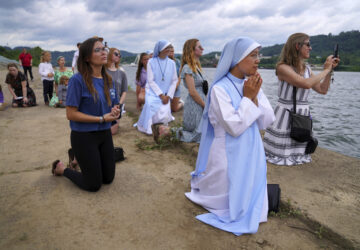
[52, 37, 120, 192]
[185, 37, 275, 235]
[136, 40, 178, 134]
[5, 63, 36, 107]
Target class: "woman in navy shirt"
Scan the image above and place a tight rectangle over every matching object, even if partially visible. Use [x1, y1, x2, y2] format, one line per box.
[52, 37, 120, 192]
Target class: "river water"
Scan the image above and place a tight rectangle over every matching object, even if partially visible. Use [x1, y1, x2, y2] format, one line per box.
[123, 65, 360, 159]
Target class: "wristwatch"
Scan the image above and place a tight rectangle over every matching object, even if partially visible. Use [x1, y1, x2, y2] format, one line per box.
[99, 116, 104, 123]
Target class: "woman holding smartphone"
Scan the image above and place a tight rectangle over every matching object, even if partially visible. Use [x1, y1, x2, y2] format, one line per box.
[263, 33, 339, 166]
[52, 37, 120, 192]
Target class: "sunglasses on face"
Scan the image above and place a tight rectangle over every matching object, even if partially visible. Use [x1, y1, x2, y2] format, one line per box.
[94, 47, 108, 53]
[302, 42, 311, 48]
[114, 52, 121, 58]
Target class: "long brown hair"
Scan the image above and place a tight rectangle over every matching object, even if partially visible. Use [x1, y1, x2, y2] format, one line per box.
[180, 39, 202, 74]
[276, 33, 309, 74]
[136, 53, 148, 82]
[106, 48, 120, 69]
[77, 37, 113, 106]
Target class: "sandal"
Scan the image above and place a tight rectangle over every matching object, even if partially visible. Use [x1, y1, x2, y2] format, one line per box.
[52, 160, 61, 176]
[151, 123, 163, 144]
[67, 148, 80, 171]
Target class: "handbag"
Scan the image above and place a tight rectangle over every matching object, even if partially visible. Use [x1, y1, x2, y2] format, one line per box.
[267, 184, 281, 213]
[49, 93, 59, 107]
[288, 87, 312, 142]
[114, 147, 125, 162]
[197, 69, 208, 95]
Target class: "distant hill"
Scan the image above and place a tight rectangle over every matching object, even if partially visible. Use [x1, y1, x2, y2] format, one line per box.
[1, 30, 359, 71]
[259, 30, 360, 71]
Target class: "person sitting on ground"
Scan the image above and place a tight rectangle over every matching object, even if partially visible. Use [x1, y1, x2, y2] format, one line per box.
[178, 38, 206, 143]
[135, 52, 150, 110]
[54, 56, 73, 96]
[5, 63, 36, 107]
[106, 47, 128, 135]
[39, 51, 54, 106]
[136, 40, 177, 137]
[55, 75, 69, 108]
[185, 37, 275, 235]
[168, 45, 183, 112]
[51, 37, 120, 192]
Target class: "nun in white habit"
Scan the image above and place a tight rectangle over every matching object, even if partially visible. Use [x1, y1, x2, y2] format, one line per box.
[185, 37, 275, 235]
[137, 40, 178, 134]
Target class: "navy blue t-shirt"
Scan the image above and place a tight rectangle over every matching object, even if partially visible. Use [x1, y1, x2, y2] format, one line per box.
[66, 73, 119, 132]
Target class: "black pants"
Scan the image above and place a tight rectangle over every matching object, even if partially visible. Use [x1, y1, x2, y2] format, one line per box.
[42, 80, 53, 103]
[63, 130, 115, 192]
[23, 66, 33, 80]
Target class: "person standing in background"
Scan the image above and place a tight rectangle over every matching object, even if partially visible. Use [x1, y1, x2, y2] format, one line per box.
[19, 48, 34, 81]
[71, 43, 81, 73]
[39, 51, 54, 106]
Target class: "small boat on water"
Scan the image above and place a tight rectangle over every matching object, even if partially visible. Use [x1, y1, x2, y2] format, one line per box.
[130, 54, 140, 67]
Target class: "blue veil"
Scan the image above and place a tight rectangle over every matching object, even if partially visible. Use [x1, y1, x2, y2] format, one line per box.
[153, 40, 171, 58]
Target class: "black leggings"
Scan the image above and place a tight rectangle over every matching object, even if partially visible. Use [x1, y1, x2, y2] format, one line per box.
[23, 66, 33, 80]
[43, 79, 53, 103]
[63, 129, 115, 192]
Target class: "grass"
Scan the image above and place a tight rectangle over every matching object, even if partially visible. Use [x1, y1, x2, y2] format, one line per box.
[136, 128, 181, 151]
[269, 198, 302, 219]
[125, 111, 139, 124]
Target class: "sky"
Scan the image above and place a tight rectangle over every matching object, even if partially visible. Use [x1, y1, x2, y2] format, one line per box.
[0, 0, 359, 53]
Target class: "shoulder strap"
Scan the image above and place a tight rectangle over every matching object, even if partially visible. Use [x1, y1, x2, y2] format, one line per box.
[197, 68, 204, 80]
[292, 86, 297, 114]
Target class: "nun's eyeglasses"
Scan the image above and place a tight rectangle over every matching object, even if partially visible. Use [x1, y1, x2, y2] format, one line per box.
[94, 47, 108, 53]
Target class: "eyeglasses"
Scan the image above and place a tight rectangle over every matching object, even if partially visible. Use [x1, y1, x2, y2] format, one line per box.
[94, 47, 108, 53]
[302, 42, 311, 48]
[114, 52, 121, 58]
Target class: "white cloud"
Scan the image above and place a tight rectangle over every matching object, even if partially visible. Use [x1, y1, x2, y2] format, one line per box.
[0, 0, 359, 52]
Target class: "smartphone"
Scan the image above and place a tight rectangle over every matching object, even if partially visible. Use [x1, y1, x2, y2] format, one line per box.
[333, 44, 339, 58]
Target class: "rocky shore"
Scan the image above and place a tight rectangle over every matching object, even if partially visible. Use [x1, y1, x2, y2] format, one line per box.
[0, 67, 359, 249]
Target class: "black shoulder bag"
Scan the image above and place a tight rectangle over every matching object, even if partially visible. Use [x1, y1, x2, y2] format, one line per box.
[197, 69, 208, 95]
[288, 87, 318, 154]
[289, 87, 312, 142]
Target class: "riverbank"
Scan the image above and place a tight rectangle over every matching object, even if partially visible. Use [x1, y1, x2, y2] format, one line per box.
[0, 67, 359, 249]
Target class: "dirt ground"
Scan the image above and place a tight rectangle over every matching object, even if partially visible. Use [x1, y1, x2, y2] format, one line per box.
[0, 67, 359, 249]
